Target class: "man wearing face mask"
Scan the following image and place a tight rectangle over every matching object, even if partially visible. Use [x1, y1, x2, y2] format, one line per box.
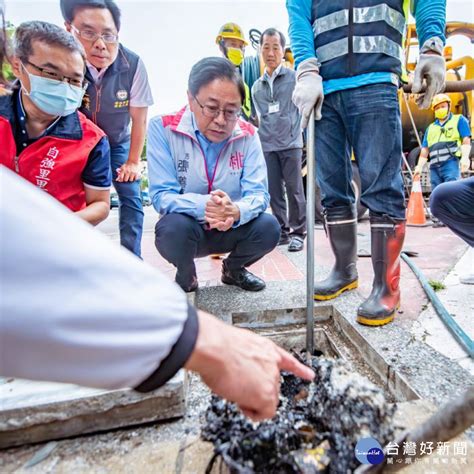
[414, 93, 471, 191]
[216, 22, 252, 122]
[62, 0, 154, 258]
[0, 21, 111, 226]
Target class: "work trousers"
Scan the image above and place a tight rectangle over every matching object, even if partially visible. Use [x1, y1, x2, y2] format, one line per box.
[314, 83, 405, 219]
[429, 157, 460, 190]
[111, 141, 144, 258]
[155, 212, 280, 287]
[430, 177, 474, 247]
[264, 148, 307, 238]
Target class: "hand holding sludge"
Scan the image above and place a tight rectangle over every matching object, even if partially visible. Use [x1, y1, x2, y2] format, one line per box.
[185, 311, 314, 421]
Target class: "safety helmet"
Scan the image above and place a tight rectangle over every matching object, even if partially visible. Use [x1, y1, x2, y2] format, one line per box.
[215, 22, 248, 46]
[431, 94, 451, 110]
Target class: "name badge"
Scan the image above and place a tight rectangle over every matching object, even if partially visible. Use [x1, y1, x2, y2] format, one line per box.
[268, 102, 280, 114]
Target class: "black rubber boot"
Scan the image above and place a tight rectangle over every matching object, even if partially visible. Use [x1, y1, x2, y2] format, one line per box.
[314, 205, 358, 301]
[357, 215, 406, 326]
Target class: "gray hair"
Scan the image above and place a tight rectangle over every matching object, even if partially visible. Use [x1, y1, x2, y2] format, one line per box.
[260, 28, 286, 49]
[14, 21, 85, 63]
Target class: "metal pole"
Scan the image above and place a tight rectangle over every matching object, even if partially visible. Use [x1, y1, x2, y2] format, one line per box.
[306, 111, 316, 358]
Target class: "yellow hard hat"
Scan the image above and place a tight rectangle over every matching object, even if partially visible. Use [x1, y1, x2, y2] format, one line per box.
[216, 22, 248, 46]
[431, 94, 451, 110]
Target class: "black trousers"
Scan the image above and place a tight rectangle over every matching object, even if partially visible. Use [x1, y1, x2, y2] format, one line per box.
[155, 212, 280, 287]
[264, 148, 306, 238]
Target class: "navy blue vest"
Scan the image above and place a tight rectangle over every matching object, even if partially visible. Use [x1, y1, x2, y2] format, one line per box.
[81, 44, 139, 146]
[311, 0, 406, 80]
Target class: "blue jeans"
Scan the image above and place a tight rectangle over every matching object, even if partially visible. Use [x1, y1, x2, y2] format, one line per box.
[314, 83, 405, 219]
[429, 157, 460, 190]
[111, 141, 144, 257]
[430, 177, 474, 247]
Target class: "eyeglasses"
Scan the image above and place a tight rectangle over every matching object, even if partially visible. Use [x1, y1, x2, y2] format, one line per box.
[70, 25, 119, 44]
[23, 60, 88, 90]
[194, 96, 241, 121]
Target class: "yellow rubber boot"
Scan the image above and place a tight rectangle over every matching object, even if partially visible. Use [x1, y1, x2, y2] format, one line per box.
[314, 205, 358, 301]
[357, 217, 406, 326]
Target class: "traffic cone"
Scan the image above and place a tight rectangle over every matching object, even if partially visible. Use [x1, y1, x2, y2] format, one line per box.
[406, 175, 427, 226]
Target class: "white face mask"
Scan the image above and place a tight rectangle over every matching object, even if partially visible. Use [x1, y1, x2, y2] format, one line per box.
[21, 66, 86, 117]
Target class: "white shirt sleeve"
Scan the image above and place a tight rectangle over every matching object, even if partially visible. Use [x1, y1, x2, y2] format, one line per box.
[129, 58, 154, 107]
[0, 168, 197, 391]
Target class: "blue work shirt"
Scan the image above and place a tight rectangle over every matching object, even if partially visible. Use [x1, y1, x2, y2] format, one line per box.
[286, 0, 447, 95]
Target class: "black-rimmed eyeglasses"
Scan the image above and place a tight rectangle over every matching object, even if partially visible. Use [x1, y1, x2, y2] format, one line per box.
[194, 96, 241, 121]
[22, 60, 88, 90]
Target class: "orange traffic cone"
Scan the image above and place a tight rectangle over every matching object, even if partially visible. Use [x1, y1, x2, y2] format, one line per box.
[406, 175, 427, 226]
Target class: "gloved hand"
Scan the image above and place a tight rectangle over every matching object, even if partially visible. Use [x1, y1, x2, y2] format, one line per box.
[413, 37, 445, 109]
[292, 58, 324, 128]
[414, 156, 427, 176]
[460, 144, 471, 173]
[414, 164, 424, 176]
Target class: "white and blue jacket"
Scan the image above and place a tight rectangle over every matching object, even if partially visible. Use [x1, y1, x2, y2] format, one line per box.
[147, 106, 270, 227]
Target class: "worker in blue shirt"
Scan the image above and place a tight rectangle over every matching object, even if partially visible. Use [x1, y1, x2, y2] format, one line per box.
[415, 93, 471, 226]
[287, 0, 447, 326]
[415, 94, 471, 186]
[147, 57, 280, 293]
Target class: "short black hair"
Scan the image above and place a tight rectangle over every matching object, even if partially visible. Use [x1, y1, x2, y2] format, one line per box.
[14, 21, 85, 63]
[260, 28, 286, 49]
[60, 0, 121, 31]
[188, 57, 245, 104]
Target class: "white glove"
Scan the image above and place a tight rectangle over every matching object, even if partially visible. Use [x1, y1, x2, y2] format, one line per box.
[414, 156, 428, 176]
[460, 144, 471, 173]
[413, 37, 446, 109]
[292, 58, 324, 128]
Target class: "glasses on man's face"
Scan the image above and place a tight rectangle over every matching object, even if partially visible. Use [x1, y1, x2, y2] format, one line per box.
[70, 25, 118, 44]
[23, 60, 88, 90]
[194, 96, 241, 121]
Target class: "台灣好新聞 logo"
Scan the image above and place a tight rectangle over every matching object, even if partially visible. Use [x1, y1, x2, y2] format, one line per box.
[355, 437, 385, 465]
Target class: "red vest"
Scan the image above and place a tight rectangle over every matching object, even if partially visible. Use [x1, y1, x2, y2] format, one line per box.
[0, 112, 105, 212]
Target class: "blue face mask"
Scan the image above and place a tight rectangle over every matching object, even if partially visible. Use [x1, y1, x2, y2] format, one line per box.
[21, 68, 86, 117]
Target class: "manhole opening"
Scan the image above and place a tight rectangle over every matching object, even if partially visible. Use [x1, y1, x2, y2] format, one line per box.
[232, 306, 419, 403]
